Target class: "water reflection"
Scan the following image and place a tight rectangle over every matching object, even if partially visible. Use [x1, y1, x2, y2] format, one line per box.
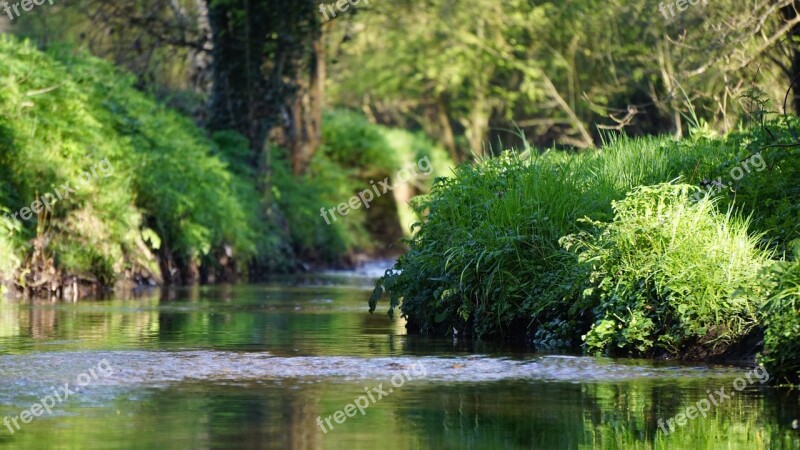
[0, 377, 797, 449]
[0, 283, 398, 356]
[0, 280, 798, 449]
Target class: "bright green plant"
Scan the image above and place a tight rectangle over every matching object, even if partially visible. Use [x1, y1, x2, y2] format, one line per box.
[370, 123, 797, 359]
[759, 249, 800, 385]
[564, 183, 769, 357]
[370, 134, 739, 339]
[0, 35, 259, 284]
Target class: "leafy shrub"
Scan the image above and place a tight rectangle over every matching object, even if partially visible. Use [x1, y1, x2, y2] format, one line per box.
[371, 151, 598, 338]
[563, 183, 769, 357]
[370, 134, 738, 339]
[267, 144, 370, 264]
[264, 111, 454, 266]
[0, 36, 146, 283]
[369, 125, 795, 352]
[70, 56, 259, 272]
[759, 252, 800, 385]
[320, 110, 398, 174]
[0, 36, 258, 283]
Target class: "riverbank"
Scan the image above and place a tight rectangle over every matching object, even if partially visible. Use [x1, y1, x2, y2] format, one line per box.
[0, 36, 451, 299]
[370, 121, 800, 385]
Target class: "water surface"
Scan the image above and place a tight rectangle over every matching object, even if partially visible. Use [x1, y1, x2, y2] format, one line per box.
[0, 270, 798, 449]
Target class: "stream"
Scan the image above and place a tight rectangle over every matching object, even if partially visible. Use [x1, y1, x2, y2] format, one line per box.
[0, 264, 798, 449]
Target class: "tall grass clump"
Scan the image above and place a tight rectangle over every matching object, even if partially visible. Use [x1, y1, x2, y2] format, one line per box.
[370, 128, 780, 351]
[562, 183, 769, 358]
[371, 151, 591, 338]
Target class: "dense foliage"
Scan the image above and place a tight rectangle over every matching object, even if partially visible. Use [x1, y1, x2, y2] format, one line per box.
[329, 0, 799, 157]
[0, 36, 259, 286]
[0, 37, 451, 289]
[3, 0, 800, 383]
[760, 254, 800, 384]
[371, 119, 800, 375]
[565, 184, 768, 357]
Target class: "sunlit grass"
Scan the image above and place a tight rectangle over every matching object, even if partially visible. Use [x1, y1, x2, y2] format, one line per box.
[371, 125, 800, 372]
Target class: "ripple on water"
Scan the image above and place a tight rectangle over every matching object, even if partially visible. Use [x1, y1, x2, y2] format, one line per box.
[0, 350, 745, 392]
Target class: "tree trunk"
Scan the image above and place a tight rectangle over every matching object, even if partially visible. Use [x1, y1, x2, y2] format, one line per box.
[461, 88, 490, 157]
[436, 98, 460, 162]
[207, 0, 323, 173]
[289, 27, 326, 175]
[207, 0, 272, 164]
[782, 1, 800, 115]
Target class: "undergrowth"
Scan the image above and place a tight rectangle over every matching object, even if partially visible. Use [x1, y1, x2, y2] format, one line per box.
[370, 119, 800, 375]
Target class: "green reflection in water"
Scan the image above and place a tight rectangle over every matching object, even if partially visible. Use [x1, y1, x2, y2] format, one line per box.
[0, 281, 798, 450]
[0, 283, 401, 357]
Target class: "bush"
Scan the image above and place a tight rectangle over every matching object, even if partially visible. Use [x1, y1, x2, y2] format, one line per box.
[369, 124, 797, 362]
[0, 36, 258, 283]
[371, 151, 595, 338]
[320, 110, 398, 174]
[370, 135, 738, 339]
[759, 252, 800, 385]
[264, 110, 454, 266]
[563, 183, 769, 357]
[267, 144, 370, 264]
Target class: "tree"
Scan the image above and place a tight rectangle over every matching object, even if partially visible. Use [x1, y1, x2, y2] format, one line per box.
[14, 0, 326, 174]
[781, 1, 800, 115]
[206, 0, 324, 174]
[327, 0, 800, 154]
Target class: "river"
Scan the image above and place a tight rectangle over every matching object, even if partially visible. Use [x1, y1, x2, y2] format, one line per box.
[0, 265, 798, 449]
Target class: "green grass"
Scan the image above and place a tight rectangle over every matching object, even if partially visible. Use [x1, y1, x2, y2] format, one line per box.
[564, 183, 769, 357]
[370, 121, 800, 374]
